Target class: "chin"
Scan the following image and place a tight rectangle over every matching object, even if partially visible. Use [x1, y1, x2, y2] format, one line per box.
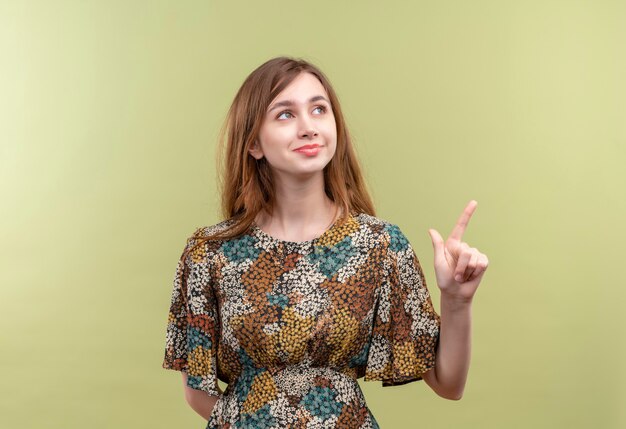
[290, 165, 329, 177]
[272, 156, 333, 176]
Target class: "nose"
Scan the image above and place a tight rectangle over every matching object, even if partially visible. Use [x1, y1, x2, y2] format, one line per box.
[297, 116, 319, 140]
[298, 128, 319, 139]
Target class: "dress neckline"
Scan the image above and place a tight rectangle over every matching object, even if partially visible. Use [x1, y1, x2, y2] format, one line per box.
[250, 211, 352, 246]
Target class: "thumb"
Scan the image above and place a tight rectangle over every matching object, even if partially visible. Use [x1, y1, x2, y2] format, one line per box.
[428, 228, 445, 265]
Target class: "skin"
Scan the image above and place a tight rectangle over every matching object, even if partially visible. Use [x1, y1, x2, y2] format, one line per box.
[182, 371, 222, 420]
[182, 74, 490, 420]
[421, 199, 489, 399]
[248, 71, 342, 240]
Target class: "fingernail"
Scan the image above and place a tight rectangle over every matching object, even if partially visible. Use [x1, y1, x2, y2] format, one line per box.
[455, 275, 462, 282]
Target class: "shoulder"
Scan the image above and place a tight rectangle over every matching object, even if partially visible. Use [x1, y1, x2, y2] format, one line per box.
[190, 218, 237, 241]
[355, 213, 417, 263]
[355, 213, 407, 244]
[180, 218, 236, 262]
[355, 212, 395, 230]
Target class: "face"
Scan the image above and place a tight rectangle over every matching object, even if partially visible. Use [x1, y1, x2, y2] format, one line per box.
[249, 72, 337, 180]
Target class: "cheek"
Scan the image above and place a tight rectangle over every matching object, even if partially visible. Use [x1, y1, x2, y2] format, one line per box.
[259, 126, 290, 147]
[324, 118, 337, 139]
[324, 125, 338, 147]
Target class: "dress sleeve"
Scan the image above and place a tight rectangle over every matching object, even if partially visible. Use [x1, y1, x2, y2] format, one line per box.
[162, 228, 220, 396]
[364, 223, 441, 386]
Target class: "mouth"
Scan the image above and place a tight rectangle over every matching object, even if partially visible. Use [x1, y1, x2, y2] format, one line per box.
[294, 144, 322, 156]
[293, 144, 321, 151]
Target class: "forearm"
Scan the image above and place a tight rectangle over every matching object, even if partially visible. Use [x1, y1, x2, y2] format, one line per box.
[187, 393, 220, 421]
[433, 294, 472, 399]
[182, 372, 222, 420]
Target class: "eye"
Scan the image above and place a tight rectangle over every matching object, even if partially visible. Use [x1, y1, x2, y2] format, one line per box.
[277, 111, 294, 120]
[276, 105, 328, 120]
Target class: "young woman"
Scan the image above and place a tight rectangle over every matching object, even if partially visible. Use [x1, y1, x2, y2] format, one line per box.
[162, 56, 489, 428]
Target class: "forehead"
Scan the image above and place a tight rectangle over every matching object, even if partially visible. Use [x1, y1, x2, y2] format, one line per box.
[274, 72, 328, 98]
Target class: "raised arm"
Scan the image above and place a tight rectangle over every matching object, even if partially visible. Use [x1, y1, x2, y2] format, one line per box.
[422, 200, 489, 399]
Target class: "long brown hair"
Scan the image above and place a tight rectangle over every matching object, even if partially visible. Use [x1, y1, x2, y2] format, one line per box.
[184, 56, 376, 259]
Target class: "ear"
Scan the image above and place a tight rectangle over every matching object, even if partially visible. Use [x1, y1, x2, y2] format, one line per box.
[248, 140, 264, 160]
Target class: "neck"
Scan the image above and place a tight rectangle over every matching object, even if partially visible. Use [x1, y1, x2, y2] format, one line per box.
[254, 174, 341, 238]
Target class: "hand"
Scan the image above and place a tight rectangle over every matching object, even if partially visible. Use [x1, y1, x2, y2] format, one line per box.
[428, 200, 489, 302]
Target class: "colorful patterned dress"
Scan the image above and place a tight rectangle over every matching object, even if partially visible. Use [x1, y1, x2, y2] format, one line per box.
[162, 211, 441, 429]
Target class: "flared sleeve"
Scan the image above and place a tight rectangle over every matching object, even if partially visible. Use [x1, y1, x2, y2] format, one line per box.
[162, 228, 220, 396]
[364, 223, 441, 386]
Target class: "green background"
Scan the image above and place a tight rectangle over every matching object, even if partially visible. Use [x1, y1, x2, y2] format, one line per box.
[1, 1, 624, 428]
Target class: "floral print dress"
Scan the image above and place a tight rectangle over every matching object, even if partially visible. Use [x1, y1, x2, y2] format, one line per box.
[162, 211, 441, 429]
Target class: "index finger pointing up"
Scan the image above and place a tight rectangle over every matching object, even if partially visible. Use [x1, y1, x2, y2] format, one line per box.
[449, 200, 478, 241]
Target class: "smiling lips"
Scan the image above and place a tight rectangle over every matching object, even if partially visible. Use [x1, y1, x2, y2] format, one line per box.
[294, 144, 322, 156]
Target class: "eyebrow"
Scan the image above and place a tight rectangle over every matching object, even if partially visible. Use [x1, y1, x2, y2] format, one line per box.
[267, 95, 330, 113]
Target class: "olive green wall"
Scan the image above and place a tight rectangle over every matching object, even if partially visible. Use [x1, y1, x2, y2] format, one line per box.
[1, 1, 624, 428]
